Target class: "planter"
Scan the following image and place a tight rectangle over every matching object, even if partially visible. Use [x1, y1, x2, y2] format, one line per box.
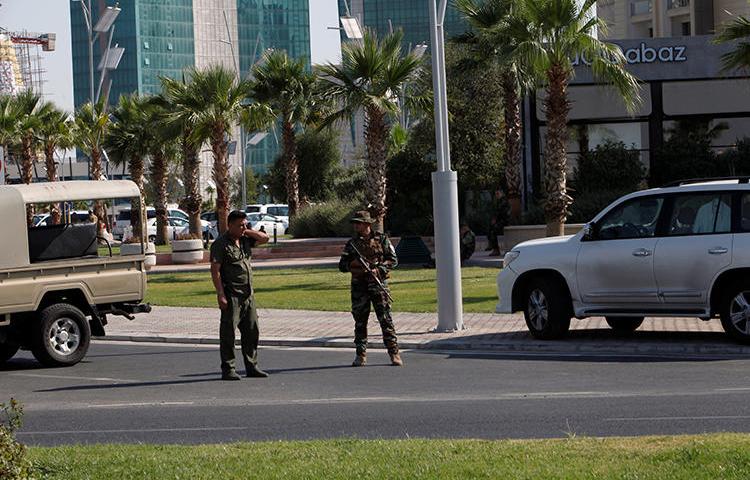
[120, 242, 157, 270]
[171, 239, 204, 264]
[503, 224, 585, 251]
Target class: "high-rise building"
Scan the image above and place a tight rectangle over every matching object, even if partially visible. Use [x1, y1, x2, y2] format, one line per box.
[337, 0, 467, 47]
[597, 0, 750, 38]
[70, 0, 312, 190]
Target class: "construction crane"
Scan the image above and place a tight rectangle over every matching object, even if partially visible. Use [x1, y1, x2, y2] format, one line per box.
[8, 33, 56, 51]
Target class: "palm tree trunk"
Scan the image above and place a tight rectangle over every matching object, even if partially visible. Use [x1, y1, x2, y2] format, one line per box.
[45, 142, 61, 224]
[211, 128, 230, 235]
[502, 71, 523, 223]
[543, 63, 573, 237]
[282, 120, 300, 218]
[21, 134, 34, 226]
[91, 147, 107, 236]
[130, 155, 145, 241]
[151, 151, 169, 245]
[364, 106, 389, 232]
[181, 132, 202, 236]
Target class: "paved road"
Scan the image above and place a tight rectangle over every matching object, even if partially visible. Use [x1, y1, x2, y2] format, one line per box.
[4, 342, 750, 446]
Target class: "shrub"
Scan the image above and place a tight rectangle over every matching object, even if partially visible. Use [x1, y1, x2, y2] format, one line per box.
[569, 141, 646, 223]
[718, 137, 750, 176]
[289, 199, 361, 238]
[0, 399, 34, 480]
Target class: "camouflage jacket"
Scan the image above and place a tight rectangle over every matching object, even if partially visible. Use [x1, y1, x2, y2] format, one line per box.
[339, 232, 398, 283]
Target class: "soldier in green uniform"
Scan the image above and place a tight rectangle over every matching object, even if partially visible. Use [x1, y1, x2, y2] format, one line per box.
[339, 211, 403, 367]
[210, 210, 270, 381]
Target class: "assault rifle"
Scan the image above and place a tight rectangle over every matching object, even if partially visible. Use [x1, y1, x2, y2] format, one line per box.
[349, 243, 394, 303]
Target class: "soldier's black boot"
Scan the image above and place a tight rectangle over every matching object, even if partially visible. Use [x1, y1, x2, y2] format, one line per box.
[222, 370, 241, 381]
[246, 366, 269, 378]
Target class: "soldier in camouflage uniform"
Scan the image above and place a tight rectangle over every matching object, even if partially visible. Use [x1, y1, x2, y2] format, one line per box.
[339, 210, 403, 367]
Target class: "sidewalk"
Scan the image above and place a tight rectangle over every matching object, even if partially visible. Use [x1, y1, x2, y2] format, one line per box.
[99, 305, 750, 357]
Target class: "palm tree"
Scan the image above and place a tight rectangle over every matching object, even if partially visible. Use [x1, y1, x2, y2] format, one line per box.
[251, 50, 318, 218]
[180, 66, 254, 234]
[455, 0, 529, 223]
[714, 14, 750, 72]
[318, 29, 424, 230]
[72, 100, 112, 233]
[509, 0, 640, 236]
[106, 94, 153, 241]
[13, 91, 50, 186]
[38, 105, 73, 224]
[160, 76, 206, 237]
[0, 95, 20, 182]
[144, 98, 179, 245]
[38, 106, 72, 183]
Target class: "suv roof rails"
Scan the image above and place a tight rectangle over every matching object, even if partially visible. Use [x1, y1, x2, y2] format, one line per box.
[663, 176, 750, 188]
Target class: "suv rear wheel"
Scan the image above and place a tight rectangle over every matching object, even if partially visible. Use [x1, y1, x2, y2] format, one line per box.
[31, 303, 91, 367]
[605, 316, 644, 333]
[522, 277, 571, 340]
[720, 282, 750, 344]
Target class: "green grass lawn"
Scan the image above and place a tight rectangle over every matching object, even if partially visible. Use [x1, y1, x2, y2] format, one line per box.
[145, 266, 497, 313]
[99, 244, 172, 256]
[28, 434, 750, 479]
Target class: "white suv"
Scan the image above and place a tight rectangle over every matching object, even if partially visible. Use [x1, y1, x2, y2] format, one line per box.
[497, 178, 750, 343]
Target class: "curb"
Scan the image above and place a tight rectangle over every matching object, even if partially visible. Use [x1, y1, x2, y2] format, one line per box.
[94, 334, 750, 358]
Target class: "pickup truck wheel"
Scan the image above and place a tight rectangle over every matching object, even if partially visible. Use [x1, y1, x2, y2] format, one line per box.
[605, 316, 644, 333]
[31, 303, 91, 367]
[523, 278, 571, 340]
[0, 342, 19, 364]
[720, 284, 750, 344]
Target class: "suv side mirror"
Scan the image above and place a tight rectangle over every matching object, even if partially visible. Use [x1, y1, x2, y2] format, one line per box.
[582, 222, 595, 241]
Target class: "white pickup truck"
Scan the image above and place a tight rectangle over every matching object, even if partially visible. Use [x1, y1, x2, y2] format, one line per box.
[0, 180, 151, 367]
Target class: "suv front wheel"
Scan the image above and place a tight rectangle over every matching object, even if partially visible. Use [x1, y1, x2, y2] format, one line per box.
[720, 283, 750, 344]
[522, 277, 571, 340]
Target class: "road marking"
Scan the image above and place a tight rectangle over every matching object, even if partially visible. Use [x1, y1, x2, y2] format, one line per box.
[17, 426, 247, 436]
[10, 373, 137, 382]
[87, 401, 195, 408]
[717, 387, 750, 391]
[606, 415, 750, 422]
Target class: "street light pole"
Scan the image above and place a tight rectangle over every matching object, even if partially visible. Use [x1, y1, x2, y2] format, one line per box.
[429, 0, 464, 331]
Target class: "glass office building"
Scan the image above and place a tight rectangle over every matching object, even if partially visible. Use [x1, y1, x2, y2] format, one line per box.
[338, 0, 468, 48]
[71, 0, 311, 175]
[70, 0, 194, 108]
[237, 0, 311, 173]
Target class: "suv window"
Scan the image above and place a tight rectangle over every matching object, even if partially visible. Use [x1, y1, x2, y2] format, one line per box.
[267, 206, 288, 216]
[597, 197, 664, 240]
[668, 194, 731, 236]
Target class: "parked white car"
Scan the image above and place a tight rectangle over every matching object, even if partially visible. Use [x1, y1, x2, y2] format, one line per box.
[248, 213, 288, 235]
[123, 216, 192, 243]
[246, 204, 289, 224]
[497, 178, 750, 343]
[114, 207, 189, 239]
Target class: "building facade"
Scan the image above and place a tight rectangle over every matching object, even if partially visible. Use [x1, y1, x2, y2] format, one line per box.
[597, 0, 750, 38]
[70, 0, 311, 193]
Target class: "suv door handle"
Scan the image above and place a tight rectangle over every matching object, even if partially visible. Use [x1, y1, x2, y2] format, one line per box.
[708, 247, 729, 255]
[632, 248, 652, 257]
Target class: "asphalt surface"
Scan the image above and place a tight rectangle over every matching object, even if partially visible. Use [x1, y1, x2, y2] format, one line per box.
[4, 342, 750, 445]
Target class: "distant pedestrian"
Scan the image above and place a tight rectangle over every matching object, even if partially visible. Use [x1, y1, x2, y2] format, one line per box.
[460, 223, 476, 265]
[210, 210, 270, 381]
[339, 210, 402, 367]
[486, 215, 501, 256]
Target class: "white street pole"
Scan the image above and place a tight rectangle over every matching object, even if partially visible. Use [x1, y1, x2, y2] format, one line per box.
[429, 0, 463, 331]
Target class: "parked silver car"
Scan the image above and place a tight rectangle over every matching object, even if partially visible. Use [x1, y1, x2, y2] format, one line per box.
[497, 178, 750, 343]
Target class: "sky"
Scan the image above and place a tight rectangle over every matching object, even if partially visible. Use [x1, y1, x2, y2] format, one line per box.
[0, 0, 342, 111]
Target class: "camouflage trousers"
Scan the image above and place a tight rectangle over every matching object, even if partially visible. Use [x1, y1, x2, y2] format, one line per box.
[350, 281, 399, 355]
